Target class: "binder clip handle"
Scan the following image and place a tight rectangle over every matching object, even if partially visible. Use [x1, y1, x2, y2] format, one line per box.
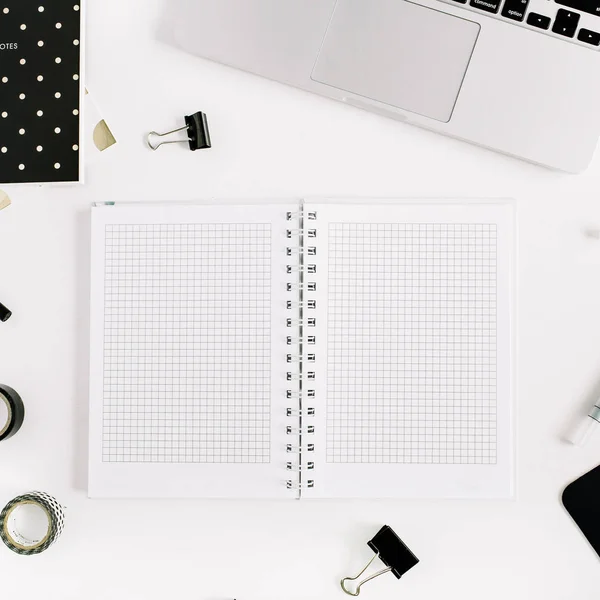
[341, 554, 392, 596]
[147, 111, 211, 151]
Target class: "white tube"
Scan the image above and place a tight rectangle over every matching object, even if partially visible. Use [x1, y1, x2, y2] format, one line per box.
[571, 416, 600, 447]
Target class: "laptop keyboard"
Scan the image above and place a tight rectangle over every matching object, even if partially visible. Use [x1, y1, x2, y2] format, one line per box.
[442, 0, 600, 47]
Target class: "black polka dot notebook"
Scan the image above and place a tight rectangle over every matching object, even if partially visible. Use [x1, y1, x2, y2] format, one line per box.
[0, 1, 82, 184]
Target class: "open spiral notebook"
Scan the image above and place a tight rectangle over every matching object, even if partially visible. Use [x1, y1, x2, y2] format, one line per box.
[89, 200, 514, 499]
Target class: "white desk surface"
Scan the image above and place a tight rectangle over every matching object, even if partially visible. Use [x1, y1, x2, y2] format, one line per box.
[2, 1, 600, 598]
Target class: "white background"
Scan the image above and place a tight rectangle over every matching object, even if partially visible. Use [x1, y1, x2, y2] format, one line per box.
[2, 0, 600, 598]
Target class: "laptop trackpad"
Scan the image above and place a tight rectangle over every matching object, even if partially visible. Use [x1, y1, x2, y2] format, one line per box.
[311, 0, 480, 122]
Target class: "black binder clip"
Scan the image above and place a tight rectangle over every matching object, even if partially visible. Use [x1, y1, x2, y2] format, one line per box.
[340, 525, 419, 596]
[147, 111, 211, 151]
[0, 302, 12, 323]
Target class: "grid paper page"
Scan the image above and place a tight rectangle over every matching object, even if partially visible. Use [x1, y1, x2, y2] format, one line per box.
[326, 222, 497, 465]
[102, 223, 271, 464]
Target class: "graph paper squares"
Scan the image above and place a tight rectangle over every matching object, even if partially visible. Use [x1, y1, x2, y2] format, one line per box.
[102, 223, 272, 464]
[326, 223, 497, 465]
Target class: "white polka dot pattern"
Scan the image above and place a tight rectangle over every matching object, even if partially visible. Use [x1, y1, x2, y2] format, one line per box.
[0, 492, 66, 555]
[0, 0, 82, 183]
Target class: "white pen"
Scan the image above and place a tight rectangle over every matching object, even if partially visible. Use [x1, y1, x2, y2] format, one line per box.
[571, 402, 600, 447]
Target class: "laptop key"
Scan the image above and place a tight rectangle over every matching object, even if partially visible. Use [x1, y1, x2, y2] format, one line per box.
[527, 12, 551, 28]
[578, 27, 600, 44]
[552, 8, 580, 36]
[470, 0, 501, 13]
[555, 0, 600, 18]
[501, 0, 528, 20]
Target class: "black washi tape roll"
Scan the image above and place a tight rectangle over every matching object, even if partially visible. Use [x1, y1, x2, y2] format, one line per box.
[0, 384, 25, 442]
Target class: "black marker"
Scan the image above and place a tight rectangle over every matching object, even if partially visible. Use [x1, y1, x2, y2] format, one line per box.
[0, 302, 12, 322]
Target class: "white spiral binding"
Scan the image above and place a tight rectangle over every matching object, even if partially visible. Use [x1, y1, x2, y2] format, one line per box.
[286, 391, 315, 400]
[286, 264, 317, 274]
[286, 354, 316, 363]
[287, 210, 317, 221]
[287, 300, 317, 310]
[287, 228, 317, 239]
[286, 208, 317, 494]
[287, 336, 316, 346]
[287, 443, 315, 453]
[286, 425, 315, 434]
[287, 246, 317, 256]
[287, 282, 317, 292]
[286, 408, 316, 417]
[286, 317, 316, 327]
[287, 462, 315, 471]
[286, 372, 315, 381]
[286, 480, 315, 490]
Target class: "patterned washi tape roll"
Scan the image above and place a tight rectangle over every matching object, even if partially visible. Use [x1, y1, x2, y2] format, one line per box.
[0, 492, 65, 555]
[0, 384, 25, 442]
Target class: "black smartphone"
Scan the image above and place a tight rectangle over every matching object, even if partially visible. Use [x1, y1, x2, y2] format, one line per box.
[563, 464, 600, 558]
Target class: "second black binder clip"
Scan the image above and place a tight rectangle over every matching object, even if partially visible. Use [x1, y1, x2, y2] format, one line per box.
[340, 525, 419, 596]
[0, 302, 12, 323]
[147, 111, 211, 151]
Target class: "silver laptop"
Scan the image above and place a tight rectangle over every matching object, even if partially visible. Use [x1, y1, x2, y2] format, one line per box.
[170, 0, 600, 172]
